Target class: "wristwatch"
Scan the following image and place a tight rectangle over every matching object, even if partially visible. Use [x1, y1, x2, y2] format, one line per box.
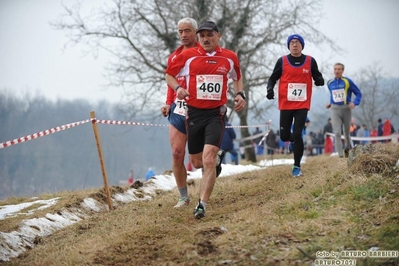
[235, 91, 246, 100]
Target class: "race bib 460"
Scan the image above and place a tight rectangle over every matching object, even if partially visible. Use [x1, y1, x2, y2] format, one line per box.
[196, 75, 223, 100]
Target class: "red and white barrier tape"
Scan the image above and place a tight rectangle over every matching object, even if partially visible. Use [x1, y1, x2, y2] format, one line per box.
[227, 124, 269, 129]
[94, 118, 269, 129]
[0, 117, 273, 149]
[94, 119, 169, 127]
[227, 120, 271, 129]
[0, 119, 91, 149]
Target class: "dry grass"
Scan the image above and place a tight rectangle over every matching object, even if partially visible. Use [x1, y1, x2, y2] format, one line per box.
[2, 143, 399, 266]
[349, 142, 399, 176]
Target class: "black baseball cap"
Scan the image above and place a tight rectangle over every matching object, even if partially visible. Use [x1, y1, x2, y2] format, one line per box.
[196, 20, 219, 34]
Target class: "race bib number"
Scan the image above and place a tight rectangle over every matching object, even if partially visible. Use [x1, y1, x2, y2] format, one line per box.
[196, 75, 223, 100]
[173, 99, 186, 116]
[333, 89, 345, 103]
[287, 83, 307, 101]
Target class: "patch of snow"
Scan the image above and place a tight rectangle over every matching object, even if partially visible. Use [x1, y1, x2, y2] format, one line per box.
[81, 198, 105, 212]
[0, 198, 60, 220]
[258, 156, 306, 167]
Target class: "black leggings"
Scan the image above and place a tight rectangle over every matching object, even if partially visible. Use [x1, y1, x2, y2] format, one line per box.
[279, 109, 308, 167]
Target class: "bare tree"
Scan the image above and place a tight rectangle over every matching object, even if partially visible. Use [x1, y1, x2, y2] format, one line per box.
[52, 0, 337, 162]
[353, 64, 398, 131]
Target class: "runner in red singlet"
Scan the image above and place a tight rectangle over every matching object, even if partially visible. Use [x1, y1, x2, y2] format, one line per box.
[266, 34, 324, 177]
[160, 18, 199, 209]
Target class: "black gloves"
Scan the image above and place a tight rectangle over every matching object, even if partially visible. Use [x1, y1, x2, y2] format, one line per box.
[314, 78, 325, 86]
[266, 88, 274, 100]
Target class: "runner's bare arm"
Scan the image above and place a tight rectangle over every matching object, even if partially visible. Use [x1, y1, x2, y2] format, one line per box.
[165, 73, 180, 92]
[165, 73, 189, 100]
[233, 78, 245, 111]
[233, 78, 244, 95]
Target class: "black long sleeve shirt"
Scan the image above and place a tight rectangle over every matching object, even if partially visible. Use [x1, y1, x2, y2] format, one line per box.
[267, 54, 324, 90]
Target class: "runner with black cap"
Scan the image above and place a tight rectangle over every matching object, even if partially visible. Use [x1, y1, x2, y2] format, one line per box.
[165, 20, 246, 219]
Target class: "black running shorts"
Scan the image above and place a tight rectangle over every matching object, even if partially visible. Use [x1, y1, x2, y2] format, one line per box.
[186, 105, 226, 154]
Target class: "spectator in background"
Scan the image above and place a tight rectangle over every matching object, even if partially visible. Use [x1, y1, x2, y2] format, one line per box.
[377, 118, 384, 143]
[127, 170, 134, 185]
[145, 167, 155, 181]
[266, 129, 278, 155]
[356, 124, 369, 145]
[351, 119, 360, 145]
[276, 130, 286, 154]
[363, 125, 370, 144]
[229, 152, 239, 165]
[323, 118, 333, 154]
[239, 142, 246, 159]
[305, 132, 313, 156]
[383, 118, 392, 143]
[220, 117, 239, 165]
[350, 118, 358, 137]
[370, 127, 378, 144]
[315, 129, 324, 154]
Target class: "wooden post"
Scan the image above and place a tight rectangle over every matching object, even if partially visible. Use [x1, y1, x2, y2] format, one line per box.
[90, 111, 113, 210]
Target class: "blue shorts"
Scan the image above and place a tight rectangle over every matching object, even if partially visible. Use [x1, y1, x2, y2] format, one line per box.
[168, 102, 186, 134]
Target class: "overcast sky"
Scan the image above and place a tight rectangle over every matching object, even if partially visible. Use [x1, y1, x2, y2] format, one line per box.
[0, 0, 398, 104]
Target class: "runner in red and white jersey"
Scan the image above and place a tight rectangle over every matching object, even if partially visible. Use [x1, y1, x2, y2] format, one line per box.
[166, 45, 241, 109]
[165, 20, 246, 219]
[160, 17, 199, 209]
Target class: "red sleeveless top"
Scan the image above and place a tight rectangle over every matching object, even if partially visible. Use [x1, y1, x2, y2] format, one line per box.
[278, 55, 313, 110]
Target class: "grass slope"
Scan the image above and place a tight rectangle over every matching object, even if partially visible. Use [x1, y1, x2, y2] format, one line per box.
[2, 143, 399, 266]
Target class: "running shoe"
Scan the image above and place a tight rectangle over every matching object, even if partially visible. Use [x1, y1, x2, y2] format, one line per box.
[173, 197, 190, 208]
[193, 199, 205, 219]
[201, 149, 225, 178]
[216, 149, 225, 177]
[344, 148, 350, 158]
[292, 166, 303, 177]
